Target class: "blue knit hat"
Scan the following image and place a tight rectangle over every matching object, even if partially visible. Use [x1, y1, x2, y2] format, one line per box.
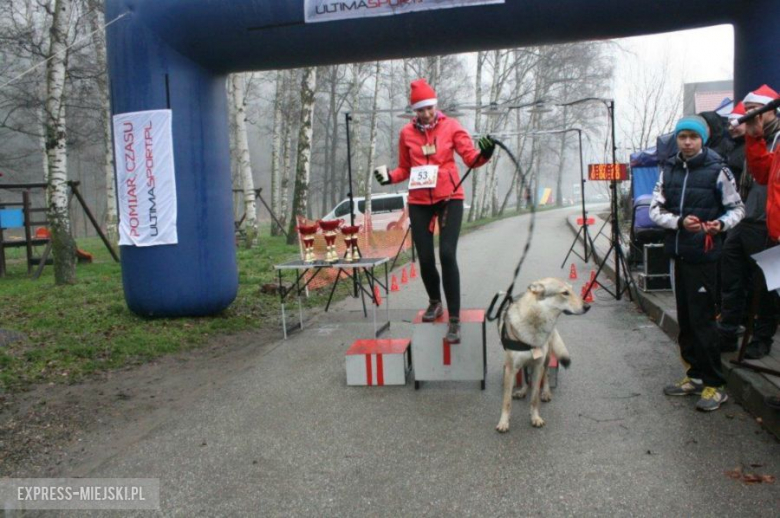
[674, 115, 709, 145]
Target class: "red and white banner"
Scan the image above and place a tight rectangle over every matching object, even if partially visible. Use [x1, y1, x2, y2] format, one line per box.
[113, 110, 177, 247]
[304, 0, 504, 24]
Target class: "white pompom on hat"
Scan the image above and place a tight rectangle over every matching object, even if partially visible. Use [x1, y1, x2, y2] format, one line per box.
[743, 84, 779, 106]
[410, 79, 437, 111]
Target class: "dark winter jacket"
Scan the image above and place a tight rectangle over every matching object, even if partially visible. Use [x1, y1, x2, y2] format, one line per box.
[652, 149, 745, 263]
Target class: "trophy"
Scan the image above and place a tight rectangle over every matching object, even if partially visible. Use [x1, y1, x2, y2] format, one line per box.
[317, 219, 343, 262]
[296, 223, 319, 263]
[340, 225, 361, 262]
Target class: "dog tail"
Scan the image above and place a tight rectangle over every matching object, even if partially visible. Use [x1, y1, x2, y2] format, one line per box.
[549, 329, 571, 369]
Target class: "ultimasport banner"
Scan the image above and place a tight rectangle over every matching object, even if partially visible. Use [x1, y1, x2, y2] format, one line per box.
[113, 109, 178, 247]
[304, 0, 504, 23]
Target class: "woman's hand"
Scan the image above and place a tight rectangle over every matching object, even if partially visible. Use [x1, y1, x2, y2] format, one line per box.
[374, 165, 391, 186]
[478, 135, 496, 159]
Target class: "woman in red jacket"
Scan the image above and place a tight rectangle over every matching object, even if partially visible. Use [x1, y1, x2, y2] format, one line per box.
[374, 79, 495, 342]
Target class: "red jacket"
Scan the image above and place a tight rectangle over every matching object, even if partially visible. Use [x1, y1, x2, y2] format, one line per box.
[389, 113, 489, 205]
[746, 133, 780, 240]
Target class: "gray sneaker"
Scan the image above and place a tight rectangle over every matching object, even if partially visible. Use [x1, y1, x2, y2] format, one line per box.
[663, 377, 704, 396]
[422, 300, 444, 322]
[696, 386, 728, 411]
[446, 319, 461, 344]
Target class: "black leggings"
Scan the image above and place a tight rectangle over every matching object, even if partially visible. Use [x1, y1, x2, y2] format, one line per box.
[409, 200, 463, 319]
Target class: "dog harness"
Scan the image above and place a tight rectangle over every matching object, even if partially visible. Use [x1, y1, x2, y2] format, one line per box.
[500, 321, 535, 352]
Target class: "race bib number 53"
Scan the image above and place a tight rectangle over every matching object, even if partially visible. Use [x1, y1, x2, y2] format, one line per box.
[408, 165, 439, 190]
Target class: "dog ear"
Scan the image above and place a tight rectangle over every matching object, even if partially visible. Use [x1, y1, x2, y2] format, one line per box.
[528, 282, 546, 298]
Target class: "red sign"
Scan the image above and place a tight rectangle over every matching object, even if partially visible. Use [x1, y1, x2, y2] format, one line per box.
[588, 163, 628, 181]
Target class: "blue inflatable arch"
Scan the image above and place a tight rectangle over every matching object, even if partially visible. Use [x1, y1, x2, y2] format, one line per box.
[105, 0, 779, 317]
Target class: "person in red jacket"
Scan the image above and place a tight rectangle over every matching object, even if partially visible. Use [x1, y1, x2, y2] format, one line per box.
[745, 85, 780, 242]
[743, 84, 780, 360]
[374, 79, 495, 343]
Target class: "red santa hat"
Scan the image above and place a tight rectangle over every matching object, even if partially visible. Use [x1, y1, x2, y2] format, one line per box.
[743, 84, 779, 106]
[728, 101, 746, 121]
[409, 79, 437, 111]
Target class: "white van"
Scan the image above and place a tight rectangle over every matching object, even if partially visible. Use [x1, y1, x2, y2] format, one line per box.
[322, 192, 409, 231]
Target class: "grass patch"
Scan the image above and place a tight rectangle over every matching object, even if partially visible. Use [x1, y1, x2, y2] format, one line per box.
[0, 229, 351, 392]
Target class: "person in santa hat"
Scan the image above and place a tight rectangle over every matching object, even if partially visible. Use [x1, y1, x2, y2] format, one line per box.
[719, 97, 777, 360]
[742, 84, 780, 360]
[373, 79, 495, 343]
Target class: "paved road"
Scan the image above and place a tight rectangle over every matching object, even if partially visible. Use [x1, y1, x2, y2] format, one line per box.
[68, 208, 780, 516]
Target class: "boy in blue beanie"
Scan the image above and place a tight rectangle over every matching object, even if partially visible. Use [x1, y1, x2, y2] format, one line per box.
[650, 115, 745, 411]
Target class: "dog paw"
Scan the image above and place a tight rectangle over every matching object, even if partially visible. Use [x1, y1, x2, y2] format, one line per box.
[531, 416, 546, 428]
[560, 357, 571, 369]
[540, 390, 552, 402]
[496, 420, 510, 433]
[512, 387, 528, 399]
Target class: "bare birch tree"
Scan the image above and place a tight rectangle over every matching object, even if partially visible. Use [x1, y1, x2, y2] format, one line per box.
[364, 60, 381, 230]
[45, 0, 77, 284]
[287, 66, 317, 244]
[270, 70, 284, 236]
[230, 73, 258, 247]
[86, 0, 117, 244]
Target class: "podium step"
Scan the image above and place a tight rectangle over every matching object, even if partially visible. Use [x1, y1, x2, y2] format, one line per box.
[412, 309, 486, 389]
[345, 339, 411, 386]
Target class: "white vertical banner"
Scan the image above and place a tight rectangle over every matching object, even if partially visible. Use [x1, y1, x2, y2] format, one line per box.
[113, 109, 177, 247]
[304, 0, 505, 24]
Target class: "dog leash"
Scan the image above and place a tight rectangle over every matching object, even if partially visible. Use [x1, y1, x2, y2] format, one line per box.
[485, 138, 537, 322]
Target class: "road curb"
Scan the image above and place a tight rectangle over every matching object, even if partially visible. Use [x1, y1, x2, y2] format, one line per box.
[565, 214, 780, 439]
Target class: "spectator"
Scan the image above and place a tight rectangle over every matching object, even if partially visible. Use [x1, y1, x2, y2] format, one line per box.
[719, 96, 777, 360]
[650, 115, 745, 411]
[699, 110, 735, 160]
[726, 102, 746, 184]
[742, 85, 780, 360]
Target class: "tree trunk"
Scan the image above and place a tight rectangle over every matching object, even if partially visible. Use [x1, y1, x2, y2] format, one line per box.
[364, 61, 381, 232]
[287, 67, 317, 244]
[478, 51, 501, 219]
[348, 64, 362, 203]
[45, 0, 76, 285]
[230, 73, 258, 247]
[87, 0, 117, 245]
[468, 52, 484, 222]
[270, 70, 284, 236]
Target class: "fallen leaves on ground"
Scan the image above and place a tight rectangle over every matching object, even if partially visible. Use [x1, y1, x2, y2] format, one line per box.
[724, 466, 776, 484]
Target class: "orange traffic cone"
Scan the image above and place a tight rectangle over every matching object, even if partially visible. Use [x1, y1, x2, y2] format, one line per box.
[391, 275, 400, 292]
[569, 264, 578, 280]
[581, 283, 594, 303]
[373, 284, 383, 306]
[410, 262, 418, 279]
[589, 270, 600, 290]
[401, 267, 408, 284]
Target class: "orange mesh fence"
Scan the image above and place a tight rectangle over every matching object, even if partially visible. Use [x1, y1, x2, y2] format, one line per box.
[295, 208, 414, 290]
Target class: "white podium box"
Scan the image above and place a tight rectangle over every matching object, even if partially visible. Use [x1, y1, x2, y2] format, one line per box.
[411, 309, 486, 390]
[345, 339, 411, 386]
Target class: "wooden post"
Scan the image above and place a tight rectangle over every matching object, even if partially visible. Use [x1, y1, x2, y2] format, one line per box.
[67, 181, 120, 262]
[23, 191, 34, 274]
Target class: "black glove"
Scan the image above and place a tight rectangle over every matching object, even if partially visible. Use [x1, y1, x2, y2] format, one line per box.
[478, 135, 496, 159]
[374, 165, 391, 186]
